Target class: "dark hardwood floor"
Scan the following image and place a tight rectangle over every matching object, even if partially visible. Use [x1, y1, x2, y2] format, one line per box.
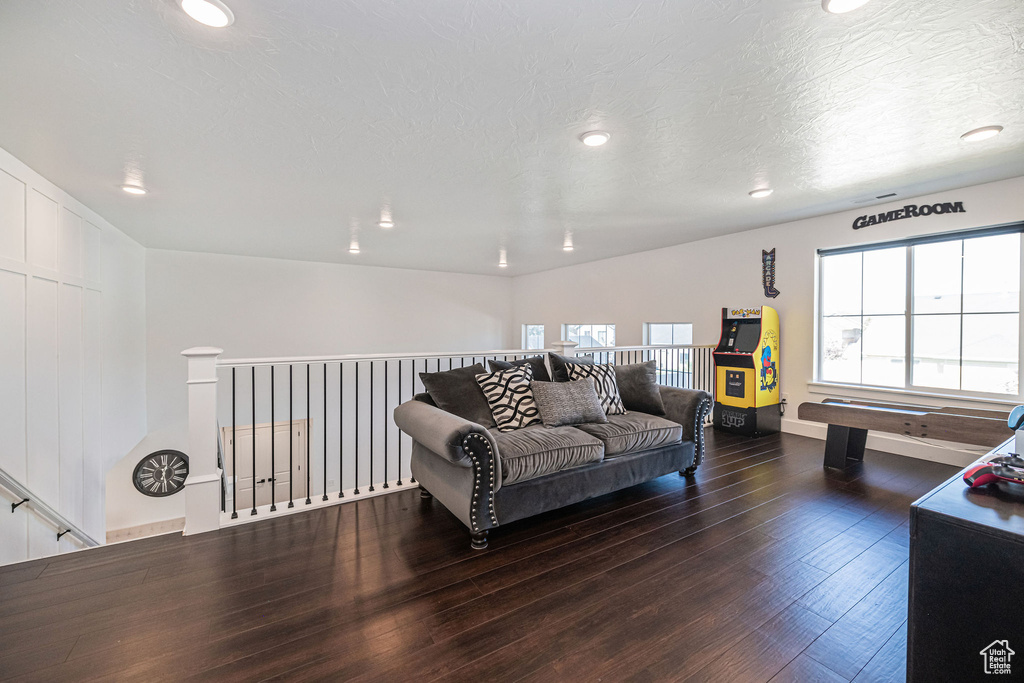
[0, 430, 959, 682]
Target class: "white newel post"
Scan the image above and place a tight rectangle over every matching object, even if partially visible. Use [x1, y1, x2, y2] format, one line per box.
[550, 340, 578, 357]
[182, 347, 224, 535]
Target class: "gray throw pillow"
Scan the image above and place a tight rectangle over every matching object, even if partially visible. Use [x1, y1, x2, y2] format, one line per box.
[531, 379, 608, 428]
[548, 351, 594, 382]
[419, 363, 496, 427]
[614, 361, 666, 415]
[488, 356, 551, 382]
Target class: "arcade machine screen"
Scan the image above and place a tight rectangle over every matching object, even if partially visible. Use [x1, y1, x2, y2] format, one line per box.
[732, 322, 761, 353]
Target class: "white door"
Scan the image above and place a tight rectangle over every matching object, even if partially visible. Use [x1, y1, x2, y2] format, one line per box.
[222, 420, 306, 511]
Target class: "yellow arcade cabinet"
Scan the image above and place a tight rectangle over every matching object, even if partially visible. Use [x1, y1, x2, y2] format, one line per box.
[713, 306, 781, 436]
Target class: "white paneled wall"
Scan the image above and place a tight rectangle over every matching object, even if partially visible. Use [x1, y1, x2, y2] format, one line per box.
[0, 147, 145, 565]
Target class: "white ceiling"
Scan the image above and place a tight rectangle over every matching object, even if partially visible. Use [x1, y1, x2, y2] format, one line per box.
[0, 1, 1022, 276]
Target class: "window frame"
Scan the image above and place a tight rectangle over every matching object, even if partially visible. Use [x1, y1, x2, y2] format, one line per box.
[522, 324, 544, 350]
[815, 223, 1024, 401]
[562, 323, 616, 349]
[644, 322, 694, 346]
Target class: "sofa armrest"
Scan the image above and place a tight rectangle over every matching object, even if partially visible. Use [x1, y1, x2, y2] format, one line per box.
[394, 400, 497, 466]
[394, 400, 503, 530]
[659, 386, 713, 466]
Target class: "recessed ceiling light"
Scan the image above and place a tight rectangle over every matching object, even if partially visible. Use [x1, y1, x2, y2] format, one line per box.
[821, 0, 871, 13]
[378, 220, 394, 229]
[498, 248, 508, 268]
[121, 184, 147, 195]
[563, 234, 574, 251]
[181, 0, 234, 28]
[579, 131, 611, 147]
[749, 188, 773, 198]
[348, 239, 360, 254]
[960, 125, 1003, 142]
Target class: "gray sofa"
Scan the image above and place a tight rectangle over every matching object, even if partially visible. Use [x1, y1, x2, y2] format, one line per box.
[394, 385, 712, 549]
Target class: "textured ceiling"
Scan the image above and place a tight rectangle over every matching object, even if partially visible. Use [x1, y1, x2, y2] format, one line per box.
[0, 0, 1022, 276]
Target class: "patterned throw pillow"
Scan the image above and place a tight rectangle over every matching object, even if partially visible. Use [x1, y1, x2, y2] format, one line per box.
[566, 363, 627, 415]
[475, 366, 542, 432]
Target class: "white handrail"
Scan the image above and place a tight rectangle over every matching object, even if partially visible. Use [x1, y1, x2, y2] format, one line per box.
[217, 344, 715, 368]
[0, 466, 99, 547]
[217, 348, 556, 368]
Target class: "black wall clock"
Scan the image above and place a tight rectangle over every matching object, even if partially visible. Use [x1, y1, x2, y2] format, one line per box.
[133, 450, 189, 497]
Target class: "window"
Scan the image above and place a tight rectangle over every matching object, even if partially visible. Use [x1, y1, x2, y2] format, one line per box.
[645, 323, 693, 345]
[818, 229, 1021, 396]
[563, 324, 616, 348]
[522, 324, 544, 350]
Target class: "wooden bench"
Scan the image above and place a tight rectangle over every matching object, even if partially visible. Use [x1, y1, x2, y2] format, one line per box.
[798, 398, 1012, 468]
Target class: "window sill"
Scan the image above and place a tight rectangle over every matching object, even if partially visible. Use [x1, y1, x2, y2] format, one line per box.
[806, 381, 1020, 409]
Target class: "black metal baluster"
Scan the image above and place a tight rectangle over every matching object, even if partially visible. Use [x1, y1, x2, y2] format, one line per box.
[344, 362, 348, 501]
[231, 367, 237, 519]
[369, 361, 376, 492]
[448, 357, 452, 370]
[397, 359, 403, 487]
[409, 360, 416, 483]
[354, 362, 360, 495]
[270, 365, 276, 512]
[288, 365, 294, 508]
[383, 360, 389, 489]
[251, 366, 257, 516]
[322, 363, 328, 501]
[460, 357, 465, 368]
[305, 364, 311, 505]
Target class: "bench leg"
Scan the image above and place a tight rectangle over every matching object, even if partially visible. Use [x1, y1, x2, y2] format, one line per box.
[824, 425, 868, 469]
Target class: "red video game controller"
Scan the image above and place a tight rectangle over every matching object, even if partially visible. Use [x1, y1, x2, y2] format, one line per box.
[963, 454, 1024, 488]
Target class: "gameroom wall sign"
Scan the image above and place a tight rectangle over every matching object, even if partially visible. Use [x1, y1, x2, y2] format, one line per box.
[852, 201, 965, 229]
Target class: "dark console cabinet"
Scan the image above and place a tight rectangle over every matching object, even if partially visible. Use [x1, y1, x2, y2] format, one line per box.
[908, 439, 1024, 682]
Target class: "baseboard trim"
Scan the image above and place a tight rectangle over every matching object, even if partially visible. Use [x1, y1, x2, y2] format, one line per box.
[781, 418, 985, 468]
[106, 517, 185, 544]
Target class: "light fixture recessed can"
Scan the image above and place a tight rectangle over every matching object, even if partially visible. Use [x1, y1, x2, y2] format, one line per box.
[121, 184, 147, 195]
[579, 131, 611, 147]
[181, 0, 234, 28]
[562, 245, 574, 252]
[960, 125, 1003, 142]
[821, 0, 871, 13]
[749, 188, 773, 198]
[378, 220, 394, 229]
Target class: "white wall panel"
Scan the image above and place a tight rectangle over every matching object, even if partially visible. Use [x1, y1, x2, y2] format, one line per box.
[26, 189, 58, 270]
[27, 512, 58, 560]
[0, 489, 29, 566]
[59, 284, 85, 528]
[83, 288, 104, 539]
[27, 276, 60, 507]
[60, 207, 83, 278]
[84, 221, 101, 283]
[0, 169, 25, 262]
[0, 269, 27, 482]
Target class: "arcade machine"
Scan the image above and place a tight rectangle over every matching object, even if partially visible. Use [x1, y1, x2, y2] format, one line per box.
[713, 306, 781, 436]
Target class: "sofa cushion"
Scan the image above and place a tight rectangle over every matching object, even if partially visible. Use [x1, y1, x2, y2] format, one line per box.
[614, 361, 666, 415]
[531, 378, 607, 428]
[419, 363, 496, 428]
[548, 351, 593, 382]
[488, 356, 551, 382]
[492, 426, 604, 485]
[575, 412, 683, 457]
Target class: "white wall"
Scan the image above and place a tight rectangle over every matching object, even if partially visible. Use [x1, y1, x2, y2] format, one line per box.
[0, 146, 147, 566]
[513, 176, 1024, 466]
[109, 249, 514, 530]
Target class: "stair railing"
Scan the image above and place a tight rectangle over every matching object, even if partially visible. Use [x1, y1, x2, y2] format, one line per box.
[1, 465, 100, 547]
